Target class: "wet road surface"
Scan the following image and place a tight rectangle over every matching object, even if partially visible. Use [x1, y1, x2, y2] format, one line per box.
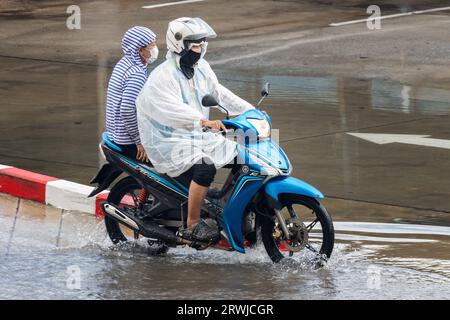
[1, 0, 450, 299]
[1, 193, 450, 299]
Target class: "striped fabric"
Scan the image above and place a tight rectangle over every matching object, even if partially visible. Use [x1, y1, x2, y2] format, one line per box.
[106, 26, 156, 145]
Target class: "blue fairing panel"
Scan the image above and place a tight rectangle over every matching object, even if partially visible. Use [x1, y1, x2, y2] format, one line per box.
[222, 176, 264, 253]
[118, 156, 188, 196]
[222, 109, 266, 130]
[264, 176, 324, 209]
[247, 139, 289, 171]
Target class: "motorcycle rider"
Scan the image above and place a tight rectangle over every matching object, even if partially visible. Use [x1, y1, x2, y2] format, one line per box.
[106, 26, 158, 162]
[136, 17, 254, 242]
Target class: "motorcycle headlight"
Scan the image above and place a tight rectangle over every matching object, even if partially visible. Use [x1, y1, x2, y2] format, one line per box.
[247, 118, 271, 139]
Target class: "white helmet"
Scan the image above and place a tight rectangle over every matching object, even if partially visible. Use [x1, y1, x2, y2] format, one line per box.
[166, 17, 217, 55]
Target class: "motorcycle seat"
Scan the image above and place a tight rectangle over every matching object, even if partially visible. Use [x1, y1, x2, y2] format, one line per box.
[102, 132, 123, 153]
[101, 132, 154, 166]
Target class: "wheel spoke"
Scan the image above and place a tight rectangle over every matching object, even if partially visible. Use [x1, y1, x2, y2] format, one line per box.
[306, 218, 319, 231]
[305, 242, 318, 254]
[287, 205, 297, 218]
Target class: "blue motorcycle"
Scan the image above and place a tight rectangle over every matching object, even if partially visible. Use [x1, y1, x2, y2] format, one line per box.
[88, 84, 334, 263]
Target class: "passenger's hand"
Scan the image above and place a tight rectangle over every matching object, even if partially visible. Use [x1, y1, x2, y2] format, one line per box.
[200, 119, 227, 132]
[136, 144, 149, 162]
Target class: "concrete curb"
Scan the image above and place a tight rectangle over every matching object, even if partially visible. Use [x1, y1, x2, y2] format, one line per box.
[0, 165, 263, 251]
[0, 164, 107, 216]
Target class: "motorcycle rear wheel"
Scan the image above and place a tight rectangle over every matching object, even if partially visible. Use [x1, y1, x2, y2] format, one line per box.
[104, 176, 143, 243]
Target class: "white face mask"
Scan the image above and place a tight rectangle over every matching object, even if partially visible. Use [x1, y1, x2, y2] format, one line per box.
[200, 42, 208, 60]
[148, 46, 159, 64]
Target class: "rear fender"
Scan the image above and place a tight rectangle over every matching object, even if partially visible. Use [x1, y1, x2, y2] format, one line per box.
[88, 163, 122, 197]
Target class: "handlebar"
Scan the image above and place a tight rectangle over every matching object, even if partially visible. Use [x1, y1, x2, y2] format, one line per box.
[202, 126, 228, 135]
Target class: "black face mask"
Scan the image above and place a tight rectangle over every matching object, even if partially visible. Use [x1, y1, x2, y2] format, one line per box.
[180, 50, 201, 79]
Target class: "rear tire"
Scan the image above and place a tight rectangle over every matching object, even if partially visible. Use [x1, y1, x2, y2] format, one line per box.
[260, 194, 334, 263]
[104, 176, 142, 244]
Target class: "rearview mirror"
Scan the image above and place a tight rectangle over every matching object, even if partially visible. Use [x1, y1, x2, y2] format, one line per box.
[201, 94, 219, 107]
[257, 82, 270, 107]
[261, 83, 270, 97]
[201, 94, 229, 119]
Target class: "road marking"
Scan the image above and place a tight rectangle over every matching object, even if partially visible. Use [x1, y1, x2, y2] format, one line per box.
[142, 0, 205, 9]
[210, 20, 448, 65]
[334, 221, 450, 236]
[330, 12, 412, 27]
[347, 133, 450, 150]
[330, 6, 450, 27]
[414, 6, 450, 14]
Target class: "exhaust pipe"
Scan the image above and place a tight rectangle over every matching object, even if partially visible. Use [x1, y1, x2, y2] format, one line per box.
[102, 203, 180, 246]
[103, 203, 139, 231]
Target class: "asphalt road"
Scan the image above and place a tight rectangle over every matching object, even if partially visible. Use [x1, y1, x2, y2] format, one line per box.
[1, 0, 450, 214]
[1, 0, 450, 300]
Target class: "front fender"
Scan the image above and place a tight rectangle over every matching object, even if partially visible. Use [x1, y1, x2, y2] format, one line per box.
[263, 176, 324, 209]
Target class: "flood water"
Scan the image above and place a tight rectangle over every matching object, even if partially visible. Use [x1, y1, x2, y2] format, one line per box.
[1, 215, 450, 300]
[2, 71, 450, 299]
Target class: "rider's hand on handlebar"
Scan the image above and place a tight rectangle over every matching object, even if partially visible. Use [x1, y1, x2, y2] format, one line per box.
[200, 119, 227, 133]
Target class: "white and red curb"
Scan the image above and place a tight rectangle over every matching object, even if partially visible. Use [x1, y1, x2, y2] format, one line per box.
[0, 165, 274, 251]
[0, 164, 108, 217]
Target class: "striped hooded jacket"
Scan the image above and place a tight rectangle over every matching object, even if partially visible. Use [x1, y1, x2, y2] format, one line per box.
[106, 26, 156, 145]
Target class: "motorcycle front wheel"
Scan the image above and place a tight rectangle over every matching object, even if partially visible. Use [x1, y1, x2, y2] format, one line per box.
[260, 194, 334, 263]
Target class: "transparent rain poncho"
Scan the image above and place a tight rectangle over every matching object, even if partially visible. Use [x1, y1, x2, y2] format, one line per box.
[136, 55, 254, 177]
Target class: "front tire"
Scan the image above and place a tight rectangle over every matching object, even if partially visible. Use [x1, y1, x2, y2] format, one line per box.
[260, 194, 334, 263]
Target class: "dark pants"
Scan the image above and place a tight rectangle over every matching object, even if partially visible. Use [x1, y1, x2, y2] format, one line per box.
[176, 158, 217, 188]
[116, 143, 138, 160]
[175, 157, 241, 188]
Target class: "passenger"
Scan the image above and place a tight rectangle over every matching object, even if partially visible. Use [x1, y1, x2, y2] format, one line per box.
[105, 26, 158, 162]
